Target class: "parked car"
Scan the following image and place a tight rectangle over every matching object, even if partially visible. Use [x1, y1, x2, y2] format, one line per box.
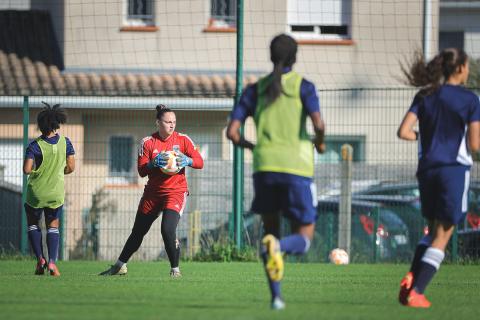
[355, 181, 480, 258]
[315, 198, 411, 262]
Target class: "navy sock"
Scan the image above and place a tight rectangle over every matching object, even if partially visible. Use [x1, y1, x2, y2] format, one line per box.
[279, 234, 309, 255]
[261, 252, 281, 300]
[410, 244, 428, 276]
[27, 225, 43, 260]
[413, 247, 445, 294]
[47, 228, 60, 263]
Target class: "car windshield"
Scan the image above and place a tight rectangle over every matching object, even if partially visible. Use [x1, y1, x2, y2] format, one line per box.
[378, 209, 406, 228]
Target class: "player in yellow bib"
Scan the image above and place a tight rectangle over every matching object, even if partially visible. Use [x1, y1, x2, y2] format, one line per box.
[23, 102, 75, 276]
[227, 34, 325, 310]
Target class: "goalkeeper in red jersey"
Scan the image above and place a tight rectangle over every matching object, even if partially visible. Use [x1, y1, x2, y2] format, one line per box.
[100, 104, 204, 277]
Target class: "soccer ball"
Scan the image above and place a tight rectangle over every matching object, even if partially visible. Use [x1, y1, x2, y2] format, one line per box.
[329, 248, 349, 265]
[160, 151, 181, 175]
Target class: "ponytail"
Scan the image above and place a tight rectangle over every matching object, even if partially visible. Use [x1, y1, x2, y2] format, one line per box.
[264, 34, 298, 104]
[402, 48, 468, 95]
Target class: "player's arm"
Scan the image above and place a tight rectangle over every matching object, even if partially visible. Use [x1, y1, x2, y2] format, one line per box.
[176, 136, 204, 169]
[226, 119, 255, 150]
[64, 155, 75, 174]
[302, 79, 325, 154]
[397, 111, 418, 141]
[64, 137, 75, 174]
[226, 85, 256, 150]
[137, 138, 155, 177]
[310, 112, 326, 154]
[23, 158, 34, 175]
[23, 142, 36, 174]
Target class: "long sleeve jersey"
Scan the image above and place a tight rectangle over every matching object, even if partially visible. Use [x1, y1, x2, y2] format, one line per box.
[138, 131, 204, 195]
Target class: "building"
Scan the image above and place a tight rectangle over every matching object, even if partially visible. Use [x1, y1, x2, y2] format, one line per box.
[0, 0, 440, 259]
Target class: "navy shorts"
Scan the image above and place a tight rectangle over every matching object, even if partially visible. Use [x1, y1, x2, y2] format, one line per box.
[251, 172, 318, 224]
[417, 166, 470, 225]
[24, 203, 63, 221]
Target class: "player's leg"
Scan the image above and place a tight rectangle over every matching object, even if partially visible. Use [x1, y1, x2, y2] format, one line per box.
[406, 166, 468, 308]
[399, 170, 436, 305]
[45, 206, 62, 276]
[162, 192, 187, 277]
[100, 202, 159, 275]
[261, 213, 284, 309]
[161, 209, 181, 277]
[279, 178, 317, 256]
[25, 204, 46, 275]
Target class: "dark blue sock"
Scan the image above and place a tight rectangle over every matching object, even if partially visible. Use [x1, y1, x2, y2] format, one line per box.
[279, 234, 308, 255]
[27, 225, 43, 260]
[413, 262, 436, 294]
[261, 252, 281, 300]
[413, 247, 444, 294]
[47, 228, 60, 263]
[410, 244, 428, 276]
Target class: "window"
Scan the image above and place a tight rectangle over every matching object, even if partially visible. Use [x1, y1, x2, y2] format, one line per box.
[317, 136, 365, 163]
[287, 0, 352, 40]
[125, 0, 154, 26]
[0, 139, 23, 186]
[439, 31, 464, 50]
[109, 136, 135, 183]
[209, 0, 236, 28]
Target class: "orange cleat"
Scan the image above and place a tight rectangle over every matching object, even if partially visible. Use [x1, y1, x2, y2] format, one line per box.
[35, 258, 47, 275]
[406, 289, 431, 308]
[398, 272, 413, 305]
[48, 262, 61, 277]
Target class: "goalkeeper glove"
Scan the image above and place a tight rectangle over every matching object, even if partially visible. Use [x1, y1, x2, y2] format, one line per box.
[176, 152, 193, 168]
[151, 152, 169, 168]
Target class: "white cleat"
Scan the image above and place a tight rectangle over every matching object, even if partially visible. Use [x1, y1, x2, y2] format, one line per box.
[170, 269, 182, 278]
[271, 297, 286, 310]
[99, 264, 127, 276]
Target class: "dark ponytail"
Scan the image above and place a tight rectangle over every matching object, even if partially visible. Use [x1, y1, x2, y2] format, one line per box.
[156, 104, 174, 119]
[402, 48, 468, 95]
[37, 101, 67, 136]
[264, 34, 298, 104]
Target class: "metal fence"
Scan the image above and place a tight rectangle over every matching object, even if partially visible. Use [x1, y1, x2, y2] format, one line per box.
[1, 88, 479, 263]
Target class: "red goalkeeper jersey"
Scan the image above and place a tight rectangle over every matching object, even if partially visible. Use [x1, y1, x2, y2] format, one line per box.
[138, 131, 204, 195]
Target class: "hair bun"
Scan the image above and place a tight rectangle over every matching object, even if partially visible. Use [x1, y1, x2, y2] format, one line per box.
[156, 104, 167, 112]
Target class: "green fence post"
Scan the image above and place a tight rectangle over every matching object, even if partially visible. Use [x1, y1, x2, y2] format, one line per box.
[232, 0, 244, 249]
[327, 212, 334, 262]
[451, 228, 458, 263]
[21, 96, 29, 254]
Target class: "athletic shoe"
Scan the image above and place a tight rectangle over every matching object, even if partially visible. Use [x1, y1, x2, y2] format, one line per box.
[170, 269, 182, 278]
[99, 264, 127, 276]
[48, 262, 61, 277]
[34, 258, 47, 275]
[262, 234, 284, 282]
[398, 272, 413, 305]
[406, 289, 431, 308]
[271, 297, 286, 310]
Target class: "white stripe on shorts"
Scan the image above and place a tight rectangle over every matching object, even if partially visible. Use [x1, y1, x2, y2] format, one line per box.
[462, 170, 470, 212]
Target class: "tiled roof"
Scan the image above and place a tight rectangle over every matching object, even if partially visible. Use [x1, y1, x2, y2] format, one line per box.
[0, 10, 258, 97]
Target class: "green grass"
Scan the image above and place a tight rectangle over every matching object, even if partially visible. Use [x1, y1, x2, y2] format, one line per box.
[0, 260, 478, 320]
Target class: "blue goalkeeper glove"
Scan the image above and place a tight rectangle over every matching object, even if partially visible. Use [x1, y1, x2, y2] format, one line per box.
[151, 152, 169, 168]
[176, 152, 193, 168]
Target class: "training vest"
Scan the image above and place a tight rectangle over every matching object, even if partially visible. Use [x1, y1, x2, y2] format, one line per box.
[253, 71, 314, 177]
[26, 136, 66, 208]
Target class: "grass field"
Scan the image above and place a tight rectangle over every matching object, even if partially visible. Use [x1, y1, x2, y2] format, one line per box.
[0, 260, 478, 320]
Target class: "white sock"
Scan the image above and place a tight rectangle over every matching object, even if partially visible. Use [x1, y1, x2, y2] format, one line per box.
[115, 260, 126, 268]
[171, 267, 180, 272]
